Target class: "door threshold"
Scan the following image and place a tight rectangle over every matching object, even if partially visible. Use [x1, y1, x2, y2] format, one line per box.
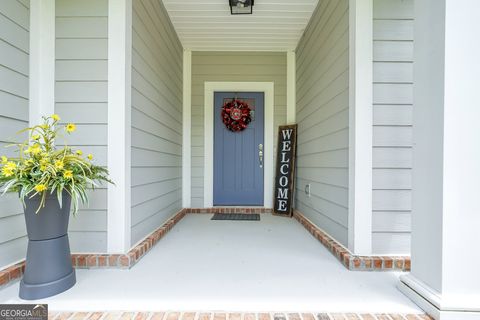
[186, 207, 272, 214]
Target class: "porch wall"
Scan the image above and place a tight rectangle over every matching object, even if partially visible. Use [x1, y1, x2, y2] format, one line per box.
[371, 0, 413, 255]
[0, 0, 30, 269]
[190, 52, 287, 208]
[55, 0, 109, 253]
[295, 0, 350, 246]
[130, 0, 183, 245]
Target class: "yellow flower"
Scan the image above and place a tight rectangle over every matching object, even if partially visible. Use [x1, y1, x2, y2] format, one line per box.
[2, 162, 18, 177]
[31, 135, 40, 140]
[26, 145, 42, 155]
[51, 114, 60, 122]
[87, 154, 93, 161]
[1, 156, 7, 163]
[32, 147, 41, 155]
[41, 124, 48, 129]
[76, 150, 83, 156]
[1, 167, 14, 177]
[40, 165, 47, 171]
[63, 170, 73, 179]
[4, 162, 17, 170]
[54, 160, 64, 170]
[65, 123, 76, 133]
[34, 184, 47, 192]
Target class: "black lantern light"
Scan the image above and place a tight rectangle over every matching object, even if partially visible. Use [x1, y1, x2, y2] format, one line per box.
[229, 0, 254, 15]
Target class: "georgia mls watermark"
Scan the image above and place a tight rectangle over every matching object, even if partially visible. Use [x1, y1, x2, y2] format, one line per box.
[0, 304, 48, 320]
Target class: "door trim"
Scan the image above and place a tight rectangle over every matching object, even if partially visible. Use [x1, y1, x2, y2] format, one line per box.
[204, 82, 274, 208]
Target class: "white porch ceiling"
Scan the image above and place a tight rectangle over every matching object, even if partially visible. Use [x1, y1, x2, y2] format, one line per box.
[161, 0, 319, 51]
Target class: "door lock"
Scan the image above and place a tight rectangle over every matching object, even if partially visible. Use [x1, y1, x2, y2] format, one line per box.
[259, 144, 263, 168]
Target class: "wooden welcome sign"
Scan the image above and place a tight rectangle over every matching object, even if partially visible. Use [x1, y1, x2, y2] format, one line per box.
[273, 124, 297, 217]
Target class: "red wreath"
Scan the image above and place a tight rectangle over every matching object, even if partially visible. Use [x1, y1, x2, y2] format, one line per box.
[221, 99, 252, 132]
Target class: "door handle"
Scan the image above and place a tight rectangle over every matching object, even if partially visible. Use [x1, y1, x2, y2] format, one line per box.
[259, 144, 263, 168]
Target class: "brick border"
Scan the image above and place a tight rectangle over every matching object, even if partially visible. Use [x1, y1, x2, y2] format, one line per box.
[0, 208, 187, 290]
[187, 207, 273, 214]
[293, 210, 411, 271]
[0, 262, 24, 290]
[48, 311, 433, 320]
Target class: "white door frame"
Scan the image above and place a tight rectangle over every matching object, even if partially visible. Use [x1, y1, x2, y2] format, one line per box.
[204, 82, 275, 208]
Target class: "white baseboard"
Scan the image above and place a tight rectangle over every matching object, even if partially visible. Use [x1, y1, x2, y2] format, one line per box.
[398, 274, 480, 320]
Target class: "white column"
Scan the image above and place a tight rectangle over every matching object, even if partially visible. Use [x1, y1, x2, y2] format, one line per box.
[29, 0, 55, 125]
[347, 0, 373, 255]
[182, 50, 192, 208]
[286, 50, 296, 124]
[398, 1, 480, 319]
[107, 0, 132, 253]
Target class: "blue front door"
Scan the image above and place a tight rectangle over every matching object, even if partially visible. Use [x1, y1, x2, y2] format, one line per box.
[213, 92, 264, 206]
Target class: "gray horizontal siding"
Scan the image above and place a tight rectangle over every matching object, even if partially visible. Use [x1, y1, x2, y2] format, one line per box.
[372, 0, 413, 255]
[131, 0, 183, 246]
[55, 0, 108, 253]
[0, 0, 29, 269]
[191, 51, 287, 207]
[295, 0, 349, 246]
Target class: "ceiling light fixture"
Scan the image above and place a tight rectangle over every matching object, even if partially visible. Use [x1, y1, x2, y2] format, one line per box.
[229, 0, 254, 15]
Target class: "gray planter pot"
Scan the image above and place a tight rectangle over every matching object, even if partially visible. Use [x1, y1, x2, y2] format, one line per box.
[19, 191, 76, 300]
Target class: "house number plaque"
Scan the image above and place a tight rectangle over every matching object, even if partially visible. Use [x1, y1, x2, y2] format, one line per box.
[273, 124, 297, 217]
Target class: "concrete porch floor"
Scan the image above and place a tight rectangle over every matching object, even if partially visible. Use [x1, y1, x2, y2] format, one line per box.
[0, 214, 421, 313]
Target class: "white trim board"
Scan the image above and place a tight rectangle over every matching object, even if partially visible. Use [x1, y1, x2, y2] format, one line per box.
[204, 82, 275, 208]
[182, 50, 192, 208]
[107, 0, 132, 254]
[29, 0, 55, 125]
[347, 0, 373, 255]
[286, 50, 296, 124]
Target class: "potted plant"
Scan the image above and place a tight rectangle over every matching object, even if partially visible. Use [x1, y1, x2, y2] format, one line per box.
[0, 115, 112, 299]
